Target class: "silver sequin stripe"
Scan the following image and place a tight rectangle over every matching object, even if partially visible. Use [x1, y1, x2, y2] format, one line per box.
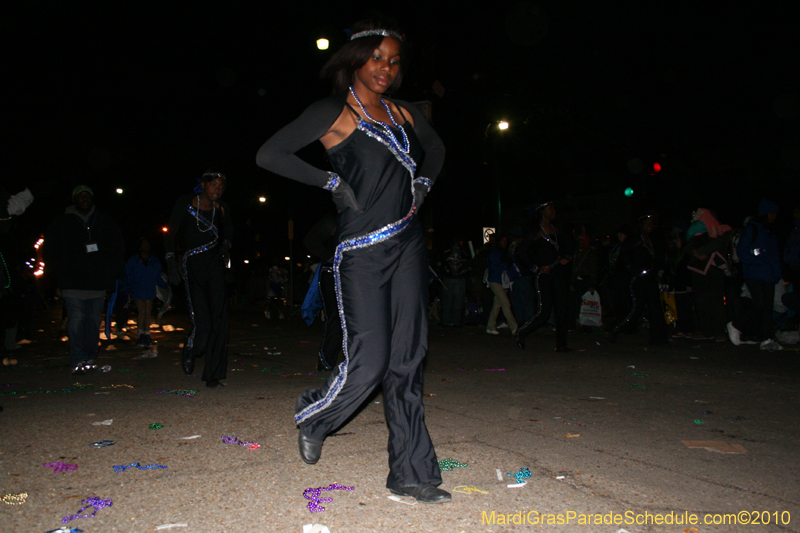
[295, 118, 421, 424]
[295, 203, 419, 424]
[323, 172, 341, 191]
[183, 204, 219, 349]
[611, 270, 649, 336]
[356, 120, 417, 176]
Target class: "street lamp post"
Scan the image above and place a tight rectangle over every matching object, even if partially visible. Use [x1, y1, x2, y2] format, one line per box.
[484, 120, 509, 229]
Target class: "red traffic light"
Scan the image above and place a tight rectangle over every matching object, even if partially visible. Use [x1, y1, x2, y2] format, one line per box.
[653, 162, 661, 172]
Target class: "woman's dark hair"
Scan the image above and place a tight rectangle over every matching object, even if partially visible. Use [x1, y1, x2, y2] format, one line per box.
[321, 16, 406, 94]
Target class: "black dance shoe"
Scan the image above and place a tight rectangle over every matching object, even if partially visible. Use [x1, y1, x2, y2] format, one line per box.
[515, 333, 526, 350]
[206, 378, 220, 388]
[389, 484, 452, 504]
[181, 347, 194, 375]
[298, 430, 323, 465]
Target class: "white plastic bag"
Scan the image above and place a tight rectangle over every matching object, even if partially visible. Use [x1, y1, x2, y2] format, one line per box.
[578, 290, 603, 327]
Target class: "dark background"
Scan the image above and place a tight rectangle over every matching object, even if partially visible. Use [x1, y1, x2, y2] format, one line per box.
[7, 2, 799, 265]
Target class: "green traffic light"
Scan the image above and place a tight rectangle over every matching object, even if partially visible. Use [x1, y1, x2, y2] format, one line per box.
[624, 187, 634, 197]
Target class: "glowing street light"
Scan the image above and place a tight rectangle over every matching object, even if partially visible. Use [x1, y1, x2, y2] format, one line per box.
[498, 121, 509, 131]
[115, 188, 123, 194]
[316, 38, 329, 50]
[258, 196, 266, 203]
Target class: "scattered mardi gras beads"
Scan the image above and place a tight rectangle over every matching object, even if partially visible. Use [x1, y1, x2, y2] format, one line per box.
[89, 440, 115, 448]
[507, 467, 532, 484]
[438, 458, 468, 471]
[0, 386, 92, 396]
[221, 436, 261, 450]
[303, 483, 355, 513]
[630, 383, 647, 389]
[44, 528, 85, 533]
[149, 423, 164, 429]
[452, 485, 489, 495]
[100, 384, 136, 389]
[2, 492, 28, 505]
[44, 462, 78, 473]
[113, 462, 168, 473]
[62, 496, 112, 523]
[157, 389, 198, 397]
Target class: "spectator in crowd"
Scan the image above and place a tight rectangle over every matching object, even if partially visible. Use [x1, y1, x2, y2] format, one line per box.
[570, 229, 598, 328]
[602, 225, 633, 323]
[685, 208, 733, 341]
[439, 235, 470, 327]
[782, 206, 800, 313]
[509, 227, 534, 323]
[727, 200, 783, 351]
[124, 238, 168, 347]
[485, 234, 519, 335]
[43, 186, 124, 374]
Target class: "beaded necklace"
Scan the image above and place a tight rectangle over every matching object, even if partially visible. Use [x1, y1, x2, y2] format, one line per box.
[349, 86, 409, 153]
[539, 224, 559, 251]
[195, 195, 215, 233]
[0, 251, 10, 289]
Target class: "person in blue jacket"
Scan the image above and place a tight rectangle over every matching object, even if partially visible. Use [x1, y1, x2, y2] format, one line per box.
[125, 238, 167, 347]
[485, 234, 519, 335]
[727, 199, 782, 350]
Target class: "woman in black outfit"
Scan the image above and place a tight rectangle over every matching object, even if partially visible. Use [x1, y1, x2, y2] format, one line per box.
[165, 172, 233, 388]
[609, 215, 669, 345]
[256, 17, 449, 504]
[514, 201, 574, 351]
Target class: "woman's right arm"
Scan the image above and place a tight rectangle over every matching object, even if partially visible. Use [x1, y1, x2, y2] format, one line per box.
[256, 94, 346, 189]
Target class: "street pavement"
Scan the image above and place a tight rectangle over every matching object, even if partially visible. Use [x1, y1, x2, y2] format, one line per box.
[1, 307, 798, 533]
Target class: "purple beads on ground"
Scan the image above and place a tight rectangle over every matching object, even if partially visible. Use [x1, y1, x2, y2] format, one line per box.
[61, 496, 112, 523]
[303, 483, 355, 512]
[44, 462, 78, 473]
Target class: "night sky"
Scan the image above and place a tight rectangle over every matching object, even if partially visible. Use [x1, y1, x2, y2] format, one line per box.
[7, 2, 799, 262]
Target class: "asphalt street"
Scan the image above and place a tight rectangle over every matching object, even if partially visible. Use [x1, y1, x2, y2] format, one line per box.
[1, 307, 798, 533]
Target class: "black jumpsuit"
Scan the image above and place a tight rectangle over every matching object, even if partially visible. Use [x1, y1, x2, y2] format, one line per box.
[165, 194, 234, 383]
[515, 225, 574, 350]
[610, 236, 669, 345]
[256, 92, 445, 491]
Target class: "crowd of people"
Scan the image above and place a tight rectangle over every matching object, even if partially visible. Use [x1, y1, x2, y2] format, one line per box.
[430, 199, 800, 353]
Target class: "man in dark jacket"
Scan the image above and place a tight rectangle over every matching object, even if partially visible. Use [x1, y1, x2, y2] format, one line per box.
[727, 199, 782, 351]
[43, 186, 124, 374]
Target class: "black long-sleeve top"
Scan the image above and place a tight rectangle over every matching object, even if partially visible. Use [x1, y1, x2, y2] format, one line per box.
[516, 225, 575, 272]
[164, 194, 233, 259]
[255, 92, 445, 193]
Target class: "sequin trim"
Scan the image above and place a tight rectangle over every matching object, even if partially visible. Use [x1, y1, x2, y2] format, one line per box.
[183, 204, 219, 349]
[323, 172, 341, 191]
[356, 120, 417, 176]
[414, 177, 433, 190]
[294, 116, 422, 424]
[611, 270, 649, 335]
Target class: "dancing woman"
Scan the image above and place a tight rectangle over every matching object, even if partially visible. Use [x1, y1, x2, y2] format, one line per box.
[514, 201, 574, 351]
[609, 215, 669, 345]
[256, 17, 449, 503]
[164, 171, 233, 388]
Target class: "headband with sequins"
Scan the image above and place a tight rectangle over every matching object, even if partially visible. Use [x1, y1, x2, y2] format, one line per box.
[534, 201, 553, 212]
[350, 30, 404, 42]
[202, 172, 227, 181]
